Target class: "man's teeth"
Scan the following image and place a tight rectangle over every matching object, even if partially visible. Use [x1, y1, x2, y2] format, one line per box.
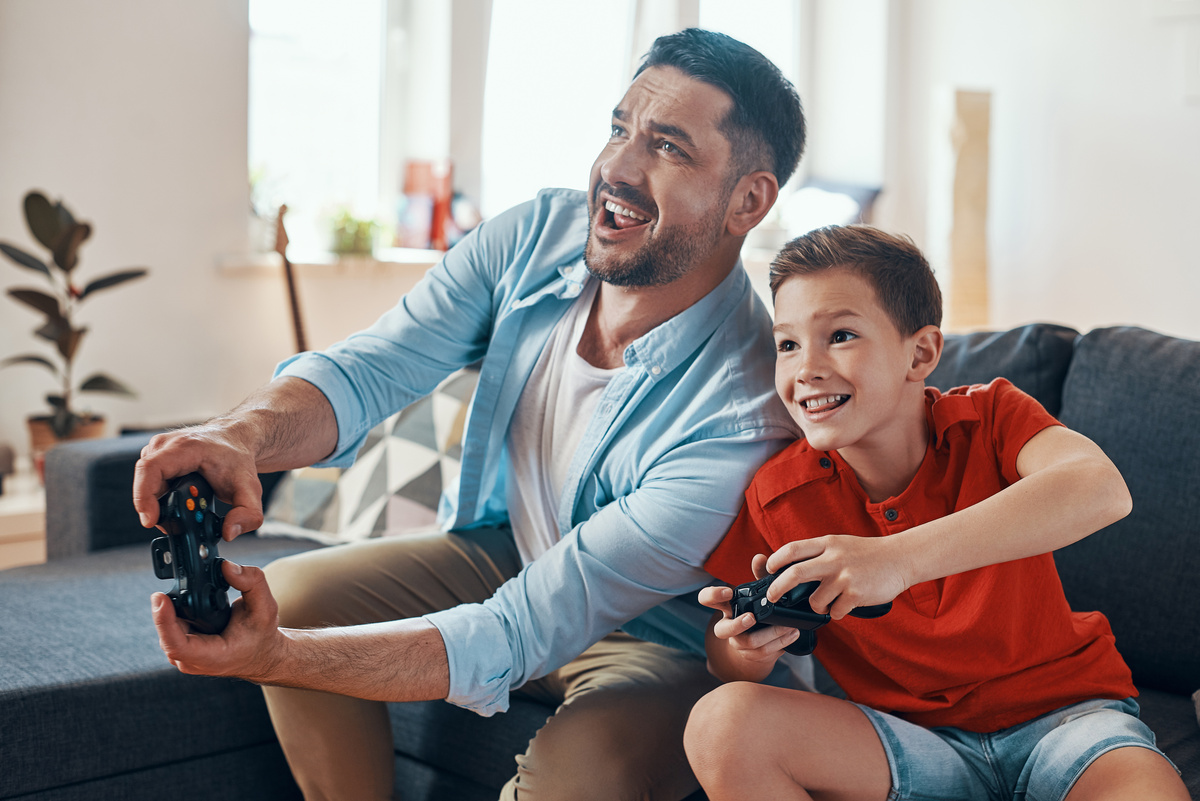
[605, 200, 649, 221]
[803, 394, 850, 410]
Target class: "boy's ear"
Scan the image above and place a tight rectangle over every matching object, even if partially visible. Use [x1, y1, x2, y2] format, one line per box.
[725, 171, 779, 237]
[907, 325, 944, 382]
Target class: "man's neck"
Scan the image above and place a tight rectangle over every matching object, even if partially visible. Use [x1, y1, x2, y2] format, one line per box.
[577, 254, 738, 370]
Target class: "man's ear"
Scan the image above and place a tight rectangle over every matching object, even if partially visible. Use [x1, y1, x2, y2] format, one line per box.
[907, 325, 944, 382]
[726, 171, 778, 237]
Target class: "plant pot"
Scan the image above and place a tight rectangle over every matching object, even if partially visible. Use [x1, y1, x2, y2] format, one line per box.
[28, 415, 106, 482]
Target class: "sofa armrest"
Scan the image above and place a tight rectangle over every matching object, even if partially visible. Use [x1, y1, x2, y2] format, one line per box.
[43, 433, 155, 559]
[43, 434, 286, 559]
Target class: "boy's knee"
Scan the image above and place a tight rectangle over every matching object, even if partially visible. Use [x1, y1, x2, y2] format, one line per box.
[684, 682, 761, 778]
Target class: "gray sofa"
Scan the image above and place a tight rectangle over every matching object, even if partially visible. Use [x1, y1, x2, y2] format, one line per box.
[1, 322, 1197, 800]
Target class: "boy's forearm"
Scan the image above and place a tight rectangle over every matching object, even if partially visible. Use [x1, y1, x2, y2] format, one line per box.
[894, 431, 1131, 588]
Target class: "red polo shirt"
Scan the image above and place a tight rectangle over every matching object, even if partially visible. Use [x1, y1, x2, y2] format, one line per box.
[705, 379, 1136, 733]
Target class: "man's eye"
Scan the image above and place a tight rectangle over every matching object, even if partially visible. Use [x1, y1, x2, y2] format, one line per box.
[610, 124, 626, 139]
[831, 331, 857, 344]
[658, 140, 679, 154]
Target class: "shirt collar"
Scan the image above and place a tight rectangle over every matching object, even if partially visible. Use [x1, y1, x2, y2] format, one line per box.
[617, 261, 753, 382]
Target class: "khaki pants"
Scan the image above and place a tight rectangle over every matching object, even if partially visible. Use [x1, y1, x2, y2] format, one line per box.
[261, 528, 718, 801]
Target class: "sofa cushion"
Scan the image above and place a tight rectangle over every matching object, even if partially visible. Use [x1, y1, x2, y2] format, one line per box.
[260, 368, 479, 544]
[0, 536, 319, 798]
[929, 323, 1079, 416]
[1054, 326, 1200, 697]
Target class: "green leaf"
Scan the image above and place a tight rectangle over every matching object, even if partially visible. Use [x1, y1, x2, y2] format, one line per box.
[34, 316, 70, 344]
[7, 288, 61, 318]
[0, 242, 51, 276]
[79, 373, 136, 397]
[58, 325, 87, 362]
[0, 354, 59, 375]
[23, 191, 65, 251]
[53, 222, 91, 273]
[79, 268, 148, 300]
[45, 394, 67, 409]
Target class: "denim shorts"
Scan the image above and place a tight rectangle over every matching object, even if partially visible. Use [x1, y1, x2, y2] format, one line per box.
[856, 697, 1178, 801]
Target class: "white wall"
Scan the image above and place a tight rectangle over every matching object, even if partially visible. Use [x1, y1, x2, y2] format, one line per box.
[875, 0, 1200, 339]
[0, 0, 292, 460]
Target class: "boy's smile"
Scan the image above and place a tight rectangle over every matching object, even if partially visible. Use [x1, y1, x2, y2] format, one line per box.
[772, 269, 932, 490]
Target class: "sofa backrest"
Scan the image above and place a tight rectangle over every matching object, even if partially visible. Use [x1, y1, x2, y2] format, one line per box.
[1054, 326, 1200, 696]
[929, 323, 1080, 416]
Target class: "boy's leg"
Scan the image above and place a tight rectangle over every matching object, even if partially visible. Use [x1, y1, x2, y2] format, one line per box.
[260, 528, 522, 801]
[500, 632, 720, 801]
[684, 683, 892, 801]
[1064, 746, 1190, 801]
[1016, 697, 1188, 801]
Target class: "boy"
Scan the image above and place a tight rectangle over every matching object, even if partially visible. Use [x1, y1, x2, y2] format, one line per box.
[685, 225, 1187, 800]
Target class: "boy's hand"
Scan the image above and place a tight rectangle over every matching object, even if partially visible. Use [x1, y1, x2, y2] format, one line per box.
[765, 535, 910, 620]
[699, 554, 802, 667]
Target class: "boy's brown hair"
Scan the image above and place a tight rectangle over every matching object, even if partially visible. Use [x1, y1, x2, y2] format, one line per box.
[769, 224, 943, 335]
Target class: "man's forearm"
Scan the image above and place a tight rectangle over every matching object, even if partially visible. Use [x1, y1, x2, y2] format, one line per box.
[257, 618, 451, 703]
[217, 376, 340, 472]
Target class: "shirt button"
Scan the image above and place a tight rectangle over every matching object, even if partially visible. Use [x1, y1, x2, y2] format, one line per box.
[650, 365, 662, 376]
[819, 457, 832, 469]
[884, 508, 899, 522]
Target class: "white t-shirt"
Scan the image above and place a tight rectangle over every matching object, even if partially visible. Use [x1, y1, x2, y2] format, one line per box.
[506, 280, 621, 564]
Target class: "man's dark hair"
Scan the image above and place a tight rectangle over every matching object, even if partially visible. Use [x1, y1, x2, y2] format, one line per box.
[636, 28, 806, 188]
[770, 225, 943, 335]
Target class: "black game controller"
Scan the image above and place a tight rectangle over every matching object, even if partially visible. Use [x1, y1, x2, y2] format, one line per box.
[730, 564, 892, 655]
[150, 473, 231, 634]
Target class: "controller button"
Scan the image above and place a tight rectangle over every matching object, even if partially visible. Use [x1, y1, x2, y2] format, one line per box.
[199, 498, 208, 509]
[195, 511, 204, 523]
[163, 552, 173, 565]
[186, 499, 195, 511]
[189, 485, 199, 498]
[884, 508, 899, 522]
[199, 544, 209, 559]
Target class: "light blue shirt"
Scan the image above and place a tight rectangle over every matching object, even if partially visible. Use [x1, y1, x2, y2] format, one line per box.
[276, 188, 798, 715]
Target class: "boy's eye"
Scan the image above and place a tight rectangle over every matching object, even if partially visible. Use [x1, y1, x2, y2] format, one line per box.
[776, 339, 797, 352]
[831, 330, 857, 344]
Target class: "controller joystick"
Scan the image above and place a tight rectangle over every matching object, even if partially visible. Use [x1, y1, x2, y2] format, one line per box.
[729, 564, 892, 655]
[150, 472, 231, 634]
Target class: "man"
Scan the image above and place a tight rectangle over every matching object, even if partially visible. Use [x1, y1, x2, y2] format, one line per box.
[135, 28, 806, 801]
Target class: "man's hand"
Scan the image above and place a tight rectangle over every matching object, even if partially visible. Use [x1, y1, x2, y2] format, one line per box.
[765, 535, 909, 620]
[134, 422, 265, 542]
[152, 559, 285, 682]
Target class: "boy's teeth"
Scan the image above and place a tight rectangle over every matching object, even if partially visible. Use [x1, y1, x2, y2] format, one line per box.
[605, 200, 648, 221]
[804, 394, 849, 410]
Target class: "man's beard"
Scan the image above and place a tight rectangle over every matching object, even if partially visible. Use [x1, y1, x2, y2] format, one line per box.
[584, 195, 727, 288]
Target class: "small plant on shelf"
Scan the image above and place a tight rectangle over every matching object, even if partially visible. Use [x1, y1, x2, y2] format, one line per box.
[0, 190, 147, 442]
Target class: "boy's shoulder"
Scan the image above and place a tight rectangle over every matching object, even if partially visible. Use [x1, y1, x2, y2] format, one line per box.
[749, 437, 841, 503]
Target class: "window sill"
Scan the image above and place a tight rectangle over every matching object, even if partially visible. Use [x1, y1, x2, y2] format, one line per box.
[217, 247, 443, 277]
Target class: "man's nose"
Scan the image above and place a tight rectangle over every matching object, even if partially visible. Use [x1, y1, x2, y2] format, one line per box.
[599, 139, 647, 188]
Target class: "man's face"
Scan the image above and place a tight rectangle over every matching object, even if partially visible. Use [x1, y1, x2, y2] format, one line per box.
[772, 269, 917, 457]
[584, 66, 739, 287]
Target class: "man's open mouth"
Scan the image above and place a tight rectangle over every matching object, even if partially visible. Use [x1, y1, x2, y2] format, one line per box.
[802, 394, 850, 411]
[603, 199, 653, 231]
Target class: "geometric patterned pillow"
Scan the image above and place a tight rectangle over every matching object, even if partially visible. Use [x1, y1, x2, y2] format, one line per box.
[258, 367, 479, 545]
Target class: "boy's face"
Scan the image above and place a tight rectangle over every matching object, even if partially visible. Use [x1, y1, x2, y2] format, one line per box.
[772, 269, 921, 455]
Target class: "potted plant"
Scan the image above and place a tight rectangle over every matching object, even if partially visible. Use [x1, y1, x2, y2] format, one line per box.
[0, 190, 147, 465]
